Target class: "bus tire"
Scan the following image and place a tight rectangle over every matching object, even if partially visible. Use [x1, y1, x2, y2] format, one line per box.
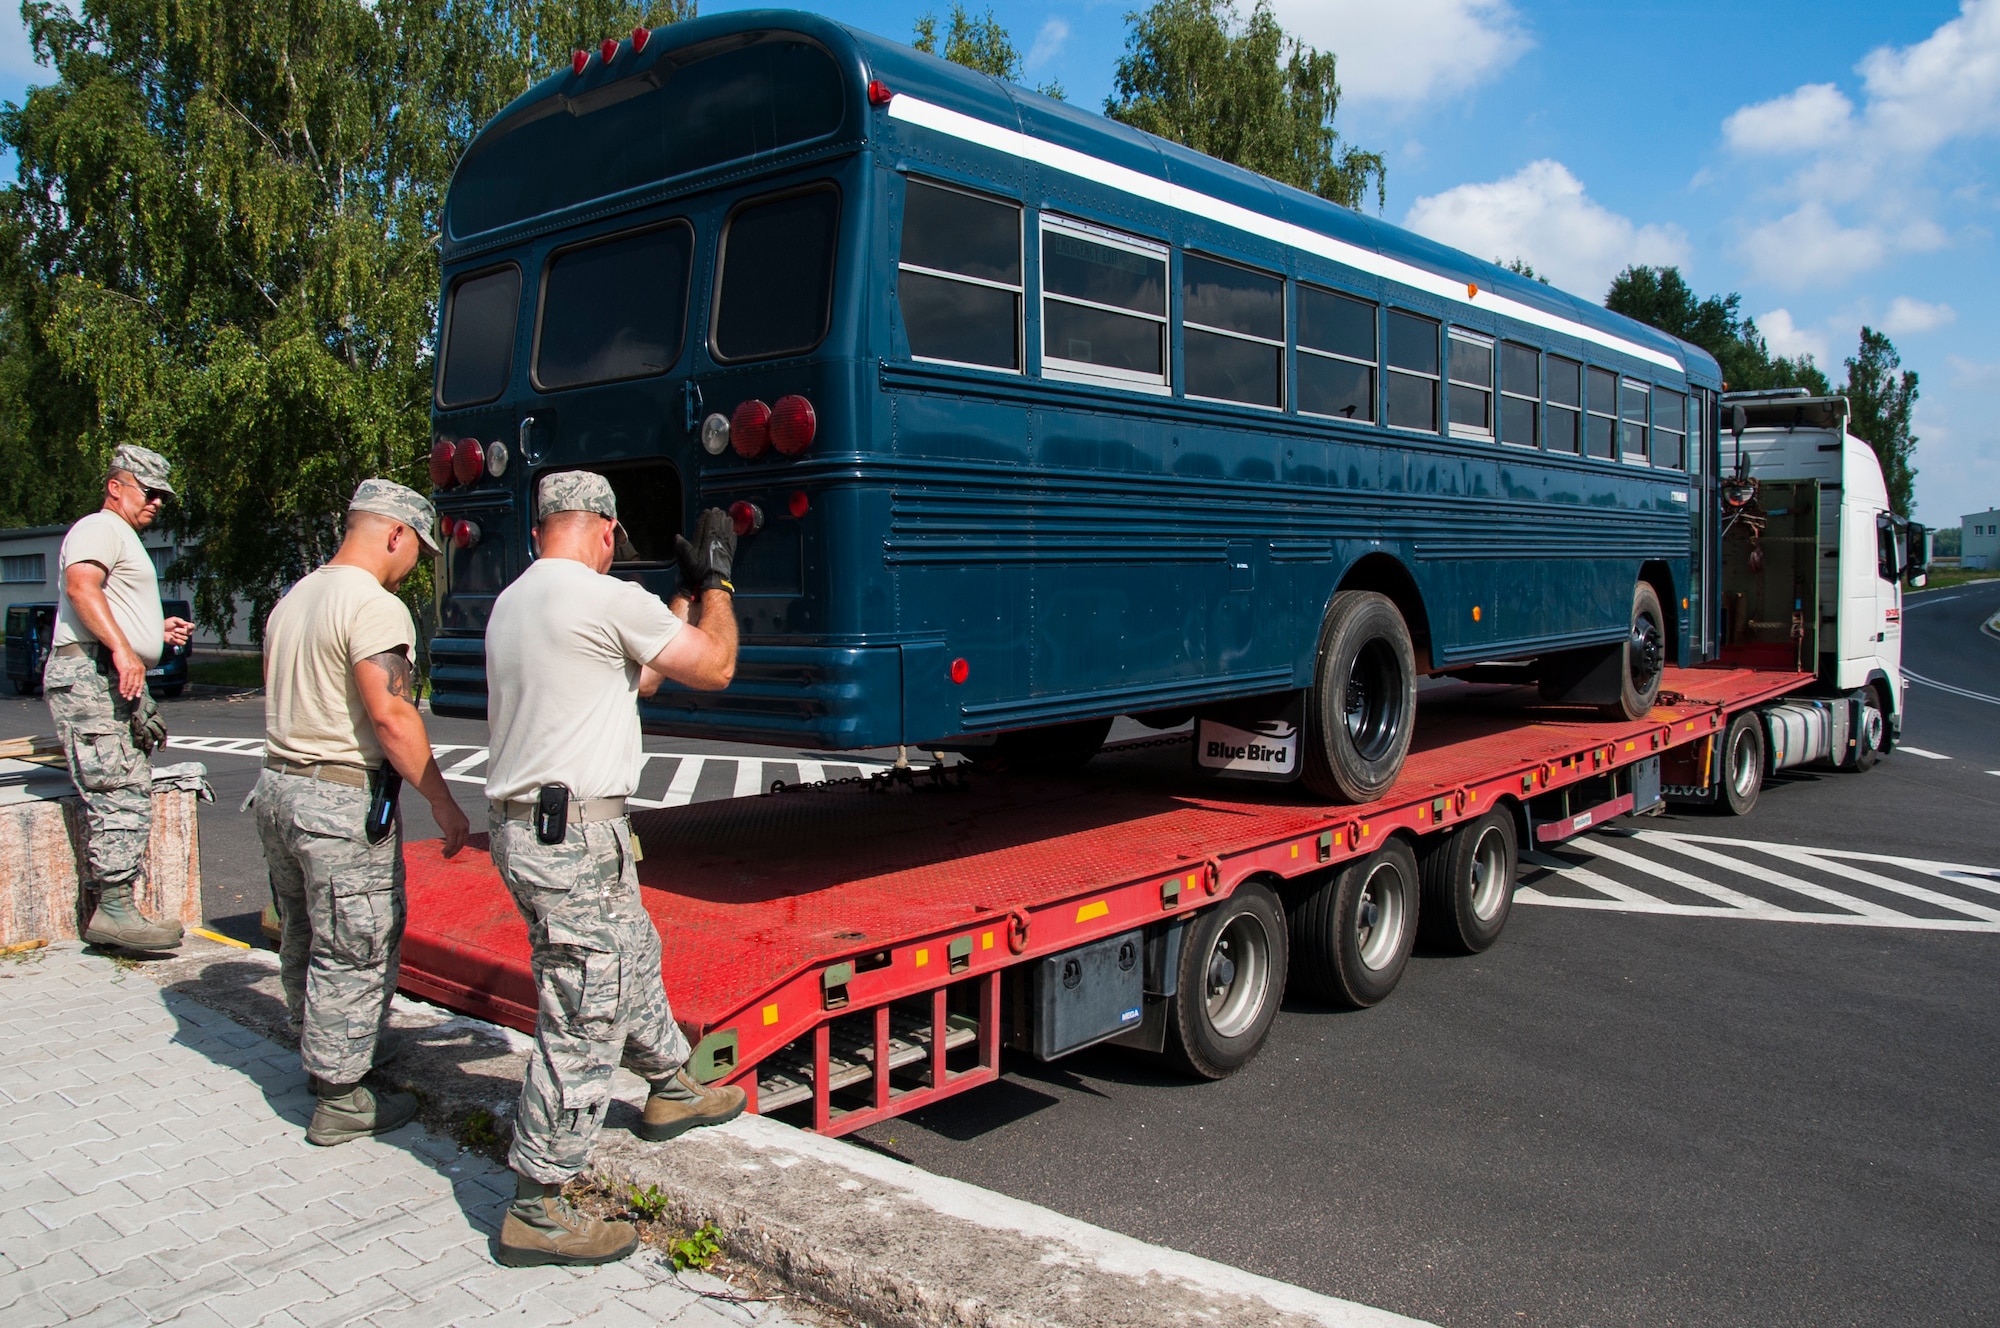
[1604, 581, 1667, 720]
[1418, 809, 1517, 955]
[979, 717, 1111, 773]
[1166, 882, 1287, 1080]
[1301, 591, 1417, 803]
[1719, 710, 1764, 815]
[1288, 838, 1420, 1009]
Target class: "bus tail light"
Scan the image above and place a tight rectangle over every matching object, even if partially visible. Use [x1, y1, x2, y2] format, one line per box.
[453, 519, 481, 550]
[452, 438, 484, 485]
[701, 412, 731, 456]
[787, 490, 809, 519]
[439, 516, 459, 542]
[571, 49, 588, 75]
[731, 400, 771, 458]
[599, 37, 618, 64]
[729, 501, 764, 537]
[428, 438, 455, 489]
[631, 26, 650, 53]
[950, 658, 969, 684]
[486, 439, 509, 477]
[770, 395, 816, 455]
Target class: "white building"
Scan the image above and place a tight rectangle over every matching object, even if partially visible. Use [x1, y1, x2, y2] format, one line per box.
[1964, 508, 2000, 572]
[0, 522, 253, 646]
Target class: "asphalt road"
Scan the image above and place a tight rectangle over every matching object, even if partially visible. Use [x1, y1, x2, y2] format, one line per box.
[3, 581, 1994, 1326]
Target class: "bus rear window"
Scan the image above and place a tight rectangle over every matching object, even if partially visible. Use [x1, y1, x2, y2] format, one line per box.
[437, 267, 520, 408]
[535, 223, 693, 391]
[713, 186, 840, 362]
[448, 36, 845, 239]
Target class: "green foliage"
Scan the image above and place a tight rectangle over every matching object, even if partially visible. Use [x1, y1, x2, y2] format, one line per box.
[1501, 258, 1549, 285]
[1932, 525, 1960, 557]
[1844, 327, 1918, 517]
[626, 1182, 670, 1222]
[668, 1221, 722, 1270]
[187, 653, 263, 687]
[913, 4, 1020, 81]
[0, 0, 691, 640]
[455, 1107, 499, 1149]
[1106, 0, 1384, 211]
[1605, 266, 1832, 395]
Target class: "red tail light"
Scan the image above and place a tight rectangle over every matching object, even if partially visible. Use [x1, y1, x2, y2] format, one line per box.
[439, 516, 459, 542]
[769, 395, 817, 456]
[631, 25, 649, 53]
[428, 438, 455, 489]
[451, 438, 484, 485]
[572, 48, 588, 75]
[787, 490, 809, 519]
[730, 399, 771, 458]
[950, 657, 970, 684]
[599, 37, 618, 64]
[453, 519, 481, 550]
[868, 80, 894, 106]
[729, 501, 764, 537]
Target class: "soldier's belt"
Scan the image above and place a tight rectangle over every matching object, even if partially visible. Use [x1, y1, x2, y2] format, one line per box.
[492, 796, 627, 824]
[53, 642, 106, 661]
[263, 757, 372, 789]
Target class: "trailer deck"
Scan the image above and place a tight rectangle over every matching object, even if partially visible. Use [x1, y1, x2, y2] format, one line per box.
[397, 665, 1808, 1134]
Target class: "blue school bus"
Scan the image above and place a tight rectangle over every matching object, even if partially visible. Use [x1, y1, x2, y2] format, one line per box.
[425, 10, 1719, 802]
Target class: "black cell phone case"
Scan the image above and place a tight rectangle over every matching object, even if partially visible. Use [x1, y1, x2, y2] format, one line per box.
[535, 783, 569, 844]
[365, 768, 402, 845]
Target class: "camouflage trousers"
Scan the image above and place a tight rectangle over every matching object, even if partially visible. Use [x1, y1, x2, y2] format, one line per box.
[252, 770, 405, 1087]
[43, 653, 152, 891]
[490, 810, 689, 1185]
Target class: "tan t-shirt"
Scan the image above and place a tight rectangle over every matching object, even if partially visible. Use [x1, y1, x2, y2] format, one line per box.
[262, 565, 417, 767]
[52, 510, 165, 666]
[483, 557, 683, 803]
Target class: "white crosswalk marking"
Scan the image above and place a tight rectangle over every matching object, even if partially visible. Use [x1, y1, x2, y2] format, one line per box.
[1517, 830, 2000, 934]
[1894, 746, 1949, 759]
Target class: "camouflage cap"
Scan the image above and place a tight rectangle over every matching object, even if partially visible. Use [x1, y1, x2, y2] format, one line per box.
[537, 471, 636, 560]
[348, 478, 440, 554]
[109, 444, 176, 497]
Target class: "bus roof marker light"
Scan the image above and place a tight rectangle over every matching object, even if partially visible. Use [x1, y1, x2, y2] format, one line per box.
[730, 400, 771, 458]
[700, 412, 731, 456]
[728, 501, 764, 537]
[428, 438, 455, 489]
[451, 438, 484, 486]
[571, 49, 588, 75]
[599, 38, 619, 64]
[631, 26, 649, 54]
[868, 80, 894, 106]
[1468, 282, 1479, 297]
[769, 395, 816, 455]
[950, 658, 970, 685]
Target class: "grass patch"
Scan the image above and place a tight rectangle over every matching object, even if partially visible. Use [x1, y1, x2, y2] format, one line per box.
[667, 1222, 723, 1271]
[1914, 569, 2000, 592]
[188, 654, 263, 687]
[456, 1108, 500, 1149]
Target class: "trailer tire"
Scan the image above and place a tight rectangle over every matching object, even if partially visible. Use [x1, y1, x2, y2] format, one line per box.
[1418, 810, 1517, 955]
[1166, 882, 1287, 1080]
[1603, 581, 1667, 720]
[1289, 839, 1420, 1008]
[1719, 711, 1764, 816]
[978, 718, 1112, 773]
[1301, 591, 1417, 803]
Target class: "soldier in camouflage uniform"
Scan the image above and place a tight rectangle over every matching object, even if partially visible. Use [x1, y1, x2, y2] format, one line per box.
[45, 444, 194, 951]
[483, 472, 745, 1268]
[253, 479, 470, 1146]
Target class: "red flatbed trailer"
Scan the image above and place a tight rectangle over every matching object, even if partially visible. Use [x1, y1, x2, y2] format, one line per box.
[397, 665, 1808, 1136]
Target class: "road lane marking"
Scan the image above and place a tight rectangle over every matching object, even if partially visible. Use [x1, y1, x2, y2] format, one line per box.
[1901, 595, 1962, 608]
[1571, 837, 1773, 911]
[1905, 671, 2000, 705]
[1636, 831, 1905, 919]
[1774, 849, 2000, 923]
[1895, 746, 1950, 759]
[1520, 851, 1663, 904]
[1515, 892, 2000, 932]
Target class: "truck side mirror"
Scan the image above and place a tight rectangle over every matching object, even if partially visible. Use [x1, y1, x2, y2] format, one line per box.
[1730, 405, 1746, 441]
[1906, 521, 1930, 586]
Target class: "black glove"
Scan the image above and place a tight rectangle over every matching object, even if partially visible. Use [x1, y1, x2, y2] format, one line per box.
[673, 533, 705, 597]
[129, 687, 166, 754]
[692, 507, 735, 593]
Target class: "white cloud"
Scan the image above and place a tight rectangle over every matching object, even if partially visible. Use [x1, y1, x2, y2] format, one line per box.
[1946, 355, 2000, 387]
[1026, 18, 1069, 72]
[1881, 296, 1957, 335]
[1723, 84, 1854, 154]
[1854, 0, 2000, 155]
[1402, 160, 1685, 296]
[1739, 203, 1887, 287]
[1753, 309, 1832, 366]
[1270, 0, 1529, 105]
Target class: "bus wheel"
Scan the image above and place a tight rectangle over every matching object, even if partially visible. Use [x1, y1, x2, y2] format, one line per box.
[1418, 809, 1518, 955]
[1301, 591, 1416, 803]
[979, 718, 1111, 773]
[1166, 882, 1287, 1080]
[1605, 581, 1667, 720]
[1289, 839, 1420, 1009]
[1718, 711, 1764, 815]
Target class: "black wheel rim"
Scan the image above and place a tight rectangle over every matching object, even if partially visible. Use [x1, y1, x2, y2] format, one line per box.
[1628, 610, 1664, 694]
[1342, 638, 1403, 762]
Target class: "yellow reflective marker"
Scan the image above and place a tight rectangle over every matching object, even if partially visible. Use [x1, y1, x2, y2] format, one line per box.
[1076, 900, 1110, 923]
[1361, 823, 1372, 838]
[762, 1004, 780, 1026]
[981, 931, 994, 949]
[1625, 741, 1636, 752]
[915, 948, 929, 967]
[1291, 844, 1299, 859]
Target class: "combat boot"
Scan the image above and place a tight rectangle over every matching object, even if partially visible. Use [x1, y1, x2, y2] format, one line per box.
[636, 1069, 747, 1142]
[496, 1176, 639, 1267]
[82, 881, 184, 952]
[306, 1081, 419, 1147]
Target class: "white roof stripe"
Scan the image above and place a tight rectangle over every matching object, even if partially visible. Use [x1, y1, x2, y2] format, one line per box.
[886, 95, 1685, 375]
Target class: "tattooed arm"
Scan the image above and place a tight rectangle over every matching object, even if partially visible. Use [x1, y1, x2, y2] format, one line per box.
[355, 647, 469, 857]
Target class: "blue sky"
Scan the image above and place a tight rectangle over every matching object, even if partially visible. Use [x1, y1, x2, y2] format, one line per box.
[2, 0, 1994, 523]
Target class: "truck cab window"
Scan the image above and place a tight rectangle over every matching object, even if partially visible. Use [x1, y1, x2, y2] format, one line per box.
[535, 223, 693, 391]
[438, 266, 520, 408]
[713, 185, 841, 362]
[897, 179, 1022, 371]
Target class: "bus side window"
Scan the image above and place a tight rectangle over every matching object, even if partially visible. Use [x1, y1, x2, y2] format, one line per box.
[1181, 253, 1283, 409]
[1546, 354, 1581, 453]
[1499, 341, 1539, 448]
[1447, 330, 1494, 440]
[1384, 310, 1440, 433]
[1040, 218, 1169, 390]
[1619, 378, 1650, 464]
[897, 179, 1022, 371]
[713, 185, 842, 362]
[1585, 366, 1618, 459]
[1297, 286, 1376, 422]
[437, 265, 520, 409]
[1653, 387, 1686, 470]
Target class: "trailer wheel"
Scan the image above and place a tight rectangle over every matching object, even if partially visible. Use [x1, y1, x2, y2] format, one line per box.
[1301, 591, 1417, 803]
[978, 718, 1112, 773]
[1719, 711, 1764, 815]
[1165, 882, 1287, 1080]
[1604, 581, 1666, 720]
[1418, 809, 1518, 955]
[1289, 839, 1420, 1008]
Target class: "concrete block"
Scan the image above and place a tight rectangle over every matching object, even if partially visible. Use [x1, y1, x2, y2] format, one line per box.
[0, 785, 202, 948]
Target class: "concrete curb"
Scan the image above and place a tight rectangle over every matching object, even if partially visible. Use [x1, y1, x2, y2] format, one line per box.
[140, 937, 1433, 1328]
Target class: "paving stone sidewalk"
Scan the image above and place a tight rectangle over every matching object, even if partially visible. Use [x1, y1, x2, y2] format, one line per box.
[0, 942, 814, 1328]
